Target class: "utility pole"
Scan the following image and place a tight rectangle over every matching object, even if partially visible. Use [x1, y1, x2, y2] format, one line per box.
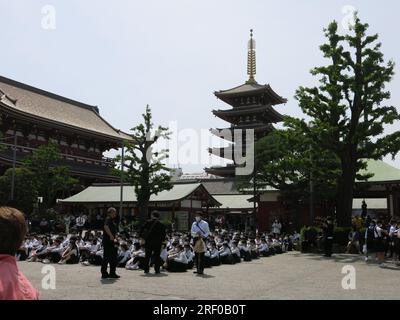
[119, 143, 125, 220]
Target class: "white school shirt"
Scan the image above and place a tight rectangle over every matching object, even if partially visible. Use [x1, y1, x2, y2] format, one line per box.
[272, 222, 282, 234]
[160, 249, 168, 262]
[173, 251, 188, 264]
[374, 226, 384, 238]
[209, 248, 219, 259]
[191, 220, 210, 238]
[219, 247, 231, 257]
[184, 250, 194, 262]
[389, 225, 397, 237]
[258, 243, 268, 252]
[231, 246, 240, 257]
[89, 244, 100, 253]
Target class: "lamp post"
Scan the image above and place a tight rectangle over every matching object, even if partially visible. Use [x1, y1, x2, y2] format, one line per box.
[119, 143, 125, 220]
[308, 123, 314, 225]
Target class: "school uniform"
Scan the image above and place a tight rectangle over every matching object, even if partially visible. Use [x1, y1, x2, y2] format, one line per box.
[184, 249, 195, 269]
[167, 251, 188, 272]
[191, 219, 210, 274]
[231, 246, 241, 263]
[258, 243, 269, 257]
[219, 246, 234, 264]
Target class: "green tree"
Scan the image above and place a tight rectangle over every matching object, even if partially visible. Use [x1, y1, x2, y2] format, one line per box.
[254, 117, 340, 207]
[0, 167, 38, 213]
[295, 15, 400, 226]
[23, 142, 78, 211]
[115, 105, 172, 223]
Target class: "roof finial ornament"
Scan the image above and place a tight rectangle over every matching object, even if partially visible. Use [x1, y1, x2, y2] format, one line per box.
[246, 29, 257, 84]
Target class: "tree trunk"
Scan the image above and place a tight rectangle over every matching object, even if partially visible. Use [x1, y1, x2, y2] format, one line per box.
[336, 154, 356, 227]
[138, 204, 149, 225]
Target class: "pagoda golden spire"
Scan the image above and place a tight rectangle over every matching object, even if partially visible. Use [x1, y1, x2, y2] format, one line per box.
[246, 29, 256, 84]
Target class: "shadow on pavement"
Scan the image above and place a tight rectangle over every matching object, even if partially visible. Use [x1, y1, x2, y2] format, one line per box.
[100, 278, 119, 284]
[291, 252, 400, 270]
[140, 272, 168, 277]
[196, 274, 215, 279]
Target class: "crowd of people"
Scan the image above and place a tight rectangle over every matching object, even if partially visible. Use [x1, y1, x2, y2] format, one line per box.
[16, 212, 299, 275]
[348, 215, 400, 267]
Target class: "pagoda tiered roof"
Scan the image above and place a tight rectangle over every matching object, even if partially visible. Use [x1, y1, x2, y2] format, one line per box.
[214, 83, 287, 107]
[212, 104, 284, 123]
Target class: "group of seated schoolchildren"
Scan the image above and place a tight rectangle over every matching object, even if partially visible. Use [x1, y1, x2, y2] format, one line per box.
[16, 229, 296, 273]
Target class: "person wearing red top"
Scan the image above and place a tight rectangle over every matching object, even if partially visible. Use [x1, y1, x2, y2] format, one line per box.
[0, 207, 39, 300]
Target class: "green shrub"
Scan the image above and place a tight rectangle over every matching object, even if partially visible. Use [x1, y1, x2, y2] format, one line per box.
[333, 227, 352, 246]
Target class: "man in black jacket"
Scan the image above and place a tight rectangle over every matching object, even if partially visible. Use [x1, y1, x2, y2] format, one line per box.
[140, 211, 166, 274]
[101, 207, 120, 279]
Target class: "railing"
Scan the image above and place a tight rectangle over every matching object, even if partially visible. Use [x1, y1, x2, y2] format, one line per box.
[0, 142, 115, 168]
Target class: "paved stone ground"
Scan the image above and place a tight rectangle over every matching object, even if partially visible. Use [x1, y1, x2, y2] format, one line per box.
[18, 252, 400, 300]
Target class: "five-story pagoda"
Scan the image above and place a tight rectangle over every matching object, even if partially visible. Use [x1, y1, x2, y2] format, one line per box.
[205, 30, 287, 177]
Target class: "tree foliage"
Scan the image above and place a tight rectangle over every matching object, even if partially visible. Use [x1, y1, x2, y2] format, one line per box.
[115, 105, 172, 223]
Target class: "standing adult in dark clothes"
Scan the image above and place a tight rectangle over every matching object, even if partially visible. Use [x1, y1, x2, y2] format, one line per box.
[101, 207, 120, 279]
[140, 211, 166, 274]
[323, 217, 334, 257]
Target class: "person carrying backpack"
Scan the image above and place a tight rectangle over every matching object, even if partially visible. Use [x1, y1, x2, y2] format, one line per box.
[364, 220, 376, 262]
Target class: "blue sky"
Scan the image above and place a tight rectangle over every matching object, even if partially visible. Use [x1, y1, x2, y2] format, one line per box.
[1, 0, 399, 172]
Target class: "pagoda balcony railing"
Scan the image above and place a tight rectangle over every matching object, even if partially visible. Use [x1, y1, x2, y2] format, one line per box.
[0, 142, 115, 168]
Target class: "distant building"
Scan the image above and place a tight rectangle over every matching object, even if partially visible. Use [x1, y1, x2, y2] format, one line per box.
[0, 76, 132, 185]
[206, 30, 287, 177]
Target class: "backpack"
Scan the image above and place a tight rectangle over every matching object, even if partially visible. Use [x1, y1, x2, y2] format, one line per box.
[366, 227, 375, 242]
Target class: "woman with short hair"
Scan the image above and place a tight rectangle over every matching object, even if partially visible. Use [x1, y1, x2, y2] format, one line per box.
[0, 207, 39, 300]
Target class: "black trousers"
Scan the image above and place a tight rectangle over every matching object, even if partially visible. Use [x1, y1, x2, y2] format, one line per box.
[144, 244, 161, 272]
[101, 243, 118, 276]
[324, 238, 333, 257]
[194, 252, 205, 273]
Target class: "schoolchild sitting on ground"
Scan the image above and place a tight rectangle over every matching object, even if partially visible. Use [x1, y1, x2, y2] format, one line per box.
[248, 240, 260, 259]
[238, 239, 252, 261]
[219, 242, 234, 264]
[231, 241, 241, 263]
[165, 244, 188, 272]
[204, 242, 220, 267]
[125, 242, 146, 270]
[258, 238, 270, 257]
[184, 244, 195, 269]
[117, 243, 131, 267]
[58, 236, 79, 264]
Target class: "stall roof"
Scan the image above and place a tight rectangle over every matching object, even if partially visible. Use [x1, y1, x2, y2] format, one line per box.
[60, 183, 220, 206]
[212, 194, 256, 210]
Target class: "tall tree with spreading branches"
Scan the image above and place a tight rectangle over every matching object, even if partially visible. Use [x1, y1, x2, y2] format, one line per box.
[115, 105, 172, 224]
[295, 14, 400, 226]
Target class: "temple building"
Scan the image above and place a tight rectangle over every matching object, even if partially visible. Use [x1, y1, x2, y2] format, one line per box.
[0, 75, 132, 185]
[206, 30, 287, 177]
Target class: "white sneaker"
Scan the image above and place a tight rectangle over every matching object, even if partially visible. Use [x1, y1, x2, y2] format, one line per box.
[82, 261, 90, 266]
[58, 260, 66, 265]
[42, 259, 50, 264]
[364, 256, 369, 262]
